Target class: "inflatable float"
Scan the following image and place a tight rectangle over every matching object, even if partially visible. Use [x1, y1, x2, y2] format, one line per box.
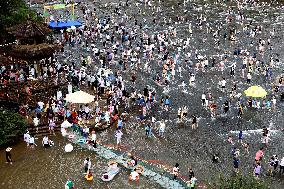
[101, 161, 120, 181]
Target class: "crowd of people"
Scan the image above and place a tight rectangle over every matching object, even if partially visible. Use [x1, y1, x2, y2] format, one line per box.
[4, 0, 284, 188]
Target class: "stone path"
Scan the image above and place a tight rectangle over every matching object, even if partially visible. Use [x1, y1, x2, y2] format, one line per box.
[66, 132, 188, 189]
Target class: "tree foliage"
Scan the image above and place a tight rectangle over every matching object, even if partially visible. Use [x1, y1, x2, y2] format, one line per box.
[207, 173, 270, 189]
[0, 109, 28, 147]
[0, 0, 42, 42]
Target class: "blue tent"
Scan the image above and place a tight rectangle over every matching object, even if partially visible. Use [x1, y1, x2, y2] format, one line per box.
[49, 20, 82, 29]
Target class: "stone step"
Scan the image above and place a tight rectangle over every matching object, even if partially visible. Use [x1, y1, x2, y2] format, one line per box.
[67, 132, 187, 189]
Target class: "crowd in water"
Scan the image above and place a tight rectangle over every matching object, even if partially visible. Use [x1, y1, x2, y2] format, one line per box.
[4, 0, 284, 188]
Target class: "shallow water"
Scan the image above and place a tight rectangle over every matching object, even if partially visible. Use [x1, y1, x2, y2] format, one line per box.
[0, 136, 160, 189]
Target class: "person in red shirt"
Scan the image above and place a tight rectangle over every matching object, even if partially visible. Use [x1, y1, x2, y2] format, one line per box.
[255, 147, 264, 162]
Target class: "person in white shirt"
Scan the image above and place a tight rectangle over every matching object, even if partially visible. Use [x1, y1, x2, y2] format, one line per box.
[42, 136, 49, 148]
[159, 121, 166, 136]
[247, 72, 252, 84]
[220, 78, 226, 92]
[83, 158, 92, 173]
[38, 101, 44, 110]
[280, 157, 284, 174]
[24, 131, 30, 147]
[272, 96, 276, 110]
[68, 82, 73, 94]
[129, 169, 139, 181]
[115, 129, 123, 147]
[33, 117, 40, 132]
[29, 136, 35, 150]
[201, 93, 206, 107]
[90, 131, 97, 148]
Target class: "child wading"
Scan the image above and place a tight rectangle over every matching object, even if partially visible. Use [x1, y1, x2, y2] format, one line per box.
[5, 147, 12, 164]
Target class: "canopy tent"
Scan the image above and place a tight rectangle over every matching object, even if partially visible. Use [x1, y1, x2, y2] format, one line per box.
[61, 120, 72, 128]
[244, 86, 267, 98]
[65, 91, 96, 104]
[49, 20, 82, 29]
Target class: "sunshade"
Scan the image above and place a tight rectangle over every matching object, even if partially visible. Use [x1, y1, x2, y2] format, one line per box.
[244, 86, 267, 98]
[65, 91, 96, 104]
[61, 120, 72, 128]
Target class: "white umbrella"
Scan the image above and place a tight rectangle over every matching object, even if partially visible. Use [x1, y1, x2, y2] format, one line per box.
[61, 120, 72, 128]
[64, 144, 73, 152]
[65, 91, 96, 104]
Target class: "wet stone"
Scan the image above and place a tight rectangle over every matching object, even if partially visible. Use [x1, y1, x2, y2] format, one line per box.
[153, 174, 162, 181]
[141, 169, 152, 177]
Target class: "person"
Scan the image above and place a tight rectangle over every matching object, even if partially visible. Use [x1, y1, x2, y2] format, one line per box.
[273, 155, 279, 172]
[164, 96, 170, 111]
[117, 118, 123, 129]
[115, 128, 123, 147]
[220, 77, 226, 92]
[255, 148, 264, 162]
[280, 157, 284, 175]
[254, 162, 261, 179]
[201, 92, 206, 107]
[159, 121, 166, 136]
[33, 116, 40, 132]
[90, 131, 97, 148]
[49, 120, 56, 136]
[42, 136, 50, 148]
[188, 168, 195, 180]
[237, 102, 244, 118]
[177, 108, 182, 122]
[238, 130, 243, 143]
[129, 168, 140, 181]
[29, 135, 35, 150]
[172, 163, 179, 179]
[189, 176, 197, 189]
[242, 142, 249, 154]
[145, 124, 152, 137]
[268, 156, 276, 176]
[233, 157, 239, 173]
[223, 100, 229, 115]
[228, 136, 234, 145]
[83, 158, 91, 173]
[24, 131, 30, 148]
[262, 134, 271, 147]
[212, 153, 219, 163]
[127, 155, 138, 167]
[191, 115, 197, 129]
[5, 147, 12, 164]
[65, 179, 74, 189]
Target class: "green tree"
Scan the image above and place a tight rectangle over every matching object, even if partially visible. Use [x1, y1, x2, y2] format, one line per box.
[0, 0, 41, 42]
[0, 109, 28, 147]
[207, 173, 270, 189]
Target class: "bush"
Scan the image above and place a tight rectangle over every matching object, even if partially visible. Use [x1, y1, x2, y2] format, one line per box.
[207, 173, 270, 189]
[0, 109, 28, 147]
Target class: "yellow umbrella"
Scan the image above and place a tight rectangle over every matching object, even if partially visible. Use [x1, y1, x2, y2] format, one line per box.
[244, 86, 267, 98]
